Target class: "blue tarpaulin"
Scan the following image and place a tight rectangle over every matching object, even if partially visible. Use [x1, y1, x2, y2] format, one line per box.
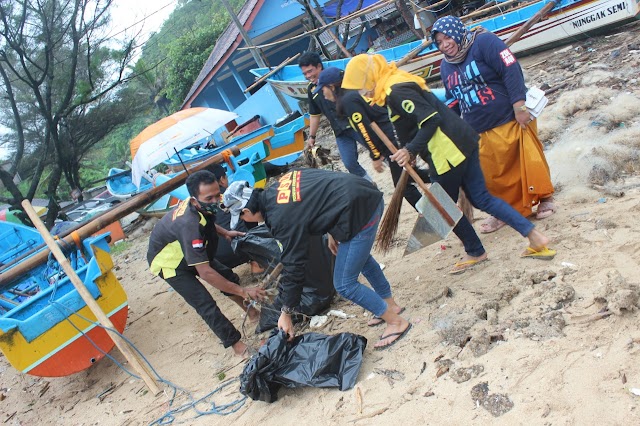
[323, 0, 380, 18]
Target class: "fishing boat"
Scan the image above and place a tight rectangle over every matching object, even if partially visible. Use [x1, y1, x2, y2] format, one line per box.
[163, 114, 309, 171]
[0, 221, 128, 377]
[250, 0, 640, 99]
[106, 142, 270, 217]
[105, 168, 154, 200]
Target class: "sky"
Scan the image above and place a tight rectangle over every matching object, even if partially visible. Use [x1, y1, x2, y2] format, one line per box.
[0, 0, 176, 161]
[110, 0, 177, 46]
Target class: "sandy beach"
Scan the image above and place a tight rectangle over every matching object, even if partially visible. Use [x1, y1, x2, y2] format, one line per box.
[2, 20, 640, 426]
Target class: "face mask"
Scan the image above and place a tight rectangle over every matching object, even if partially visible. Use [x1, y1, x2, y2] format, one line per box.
[198, 200, 221, 216]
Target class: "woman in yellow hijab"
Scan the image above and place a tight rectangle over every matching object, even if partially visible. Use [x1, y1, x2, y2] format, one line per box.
[343, 54, 557, 273]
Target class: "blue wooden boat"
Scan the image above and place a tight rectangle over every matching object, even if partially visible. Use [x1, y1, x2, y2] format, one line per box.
[250, 0, 640, 99]
[106, 167, 153, 200]
[163, 114, 310, 172]
[0, 221, 128, 377]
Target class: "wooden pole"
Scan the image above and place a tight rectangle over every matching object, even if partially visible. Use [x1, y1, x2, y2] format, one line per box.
[308, 5, 352, 58]
[462, 0, 518, 21]
[0, 147, 240, 286]
[21, 200, 162, 396]
[396, 39, 430, 67]
[505, 0, 560, 46]
[243, 53, 301, 93]
[411, 1, 430, 40]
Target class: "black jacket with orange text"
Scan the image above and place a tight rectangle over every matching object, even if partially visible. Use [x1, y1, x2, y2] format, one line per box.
[257, 168, 382, 308]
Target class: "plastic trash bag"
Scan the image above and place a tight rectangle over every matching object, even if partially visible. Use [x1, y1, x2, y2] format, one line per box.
[231, 225, 282, 269]
[240, 330, 367, 403]
[254, 233, 335, 333]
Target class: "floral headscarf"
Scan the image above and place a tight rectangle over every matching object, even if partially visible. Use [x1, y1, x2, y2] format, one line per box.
[342, 54, 429, 106]
[431, 16, 486, 64]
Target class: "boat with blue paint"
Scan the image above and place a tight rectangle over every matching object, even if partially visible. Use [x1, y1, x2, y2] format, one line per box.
[0, 221, 128, 377]
[250, 0, 640, 99]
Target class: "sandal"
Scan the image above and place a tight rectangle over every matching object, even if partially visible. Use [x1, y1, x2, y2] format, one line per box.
[536, 199, 557, 220]
[479, 216, 506, 234]
[367, 307, 405, 327]
[449, 257, 489, 275]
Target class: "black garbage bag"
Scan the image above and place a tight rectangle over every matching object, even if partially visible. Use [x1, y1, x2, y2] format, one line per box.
[240, 330, 367, 403]
[255, 234, 335, 333]
[231, 225, 282, 270]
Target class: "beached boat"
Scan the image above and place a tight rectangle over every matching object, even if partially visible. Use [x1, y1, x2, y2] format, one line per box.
[107, 142, 270, 218]
[250, 0, 640, 99]
[0, 221, 128, 377]
[163, 114, 309, 171]
[106, 168, 154, 200]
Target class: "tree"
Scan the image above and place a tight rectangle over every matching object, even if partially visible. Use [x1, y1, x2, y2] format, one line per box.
[0, 0, 136, 226]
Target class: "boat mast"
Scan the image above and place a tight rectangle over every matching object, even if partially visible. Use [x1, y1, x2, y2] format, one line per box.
[219, 0, 293, 114]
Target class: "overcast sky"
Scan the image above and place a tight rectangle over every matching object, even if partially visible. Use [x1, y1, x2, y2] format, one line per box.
[110, 0, 176, 44]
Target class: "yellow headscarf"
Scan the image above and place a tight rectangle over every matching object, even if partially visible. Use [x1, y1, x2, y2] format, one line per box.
[342, 54, 429, 106]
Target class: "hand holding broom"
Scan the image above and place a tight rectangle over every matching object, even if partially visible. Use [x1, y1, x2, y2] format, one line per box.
[369, 122, 456, 253]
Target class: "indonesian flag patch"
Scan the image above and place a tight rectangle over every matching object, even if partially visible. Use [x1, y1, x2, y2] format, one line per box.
[192, 239, 204, 249]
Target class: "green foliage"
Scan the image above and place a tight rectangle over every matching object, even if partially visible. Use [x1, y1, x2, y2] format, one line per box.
[110, 240, 133, 256]
[164, 24, 224, 109]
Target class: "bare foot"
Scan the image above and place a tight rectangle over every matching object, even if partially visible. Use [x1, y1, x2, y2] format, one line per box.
[231, 341, 256, 359]
[527, 228, 550, 251]
[231, 341, 248, 357]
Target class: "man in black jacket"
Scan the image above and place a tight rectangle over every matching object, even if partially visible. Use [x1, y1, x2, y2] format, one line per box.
[223, 169, 411, 351]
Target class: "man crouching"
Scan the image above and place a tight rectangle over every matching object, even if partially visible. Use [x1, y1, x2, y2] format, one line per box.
[147, 170, 265, 357]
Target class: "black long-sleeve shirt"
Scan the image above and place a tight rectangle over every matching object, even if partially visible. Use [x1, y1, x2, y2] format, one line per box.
[386, 82, 479, 177]
[257, 168, 381, 308]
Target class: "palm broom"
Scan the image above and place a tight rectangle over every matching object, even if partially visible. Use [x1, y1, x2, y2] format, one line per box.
[375, 168, 410, 252]
[370, 122, 418, 253]
[371, 123, 470, 253]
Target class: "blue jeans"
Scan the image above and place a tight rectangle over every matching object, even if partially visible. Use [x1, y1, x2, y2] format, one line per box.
[431, 148, 535, 257]
[333, 200, 391, 318]
[336, 128, 370, 179]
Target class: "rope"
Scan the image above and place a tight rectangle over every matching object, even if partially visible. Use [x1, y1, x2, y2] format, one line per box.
[43, 254, 247, 424]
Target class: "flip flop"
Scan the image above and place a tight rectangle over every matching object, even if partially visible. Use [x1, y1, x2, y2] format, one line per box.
[374, 323, 412, 351]
[367, 307, 405, 327]
[449, 257, 488, 275]
[521, 246, 557, 260]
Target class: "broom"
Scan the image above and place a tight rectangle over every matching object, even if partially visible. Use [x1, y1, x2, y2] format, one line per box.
[370, 123, 457, 254]
[375, 169, 409, 252]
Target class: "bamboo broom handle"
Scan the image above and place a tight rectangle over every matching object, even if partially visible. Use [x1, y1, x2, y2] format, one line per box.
[369, 122, 455, 226]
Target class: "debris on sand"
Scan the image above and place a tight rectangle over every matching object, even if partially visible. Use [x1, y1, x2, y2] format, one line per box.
[470, 382, 514, 417]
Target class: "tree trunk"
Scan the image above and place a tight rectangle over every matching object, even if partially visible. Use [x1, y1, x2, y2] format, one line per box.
[44, 166, 64, 229]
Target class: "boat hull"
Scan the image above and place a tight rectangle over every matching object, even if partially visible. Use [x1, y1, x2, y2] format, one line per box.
[253, 0, 640, 99]
[0, 235, 129, 377]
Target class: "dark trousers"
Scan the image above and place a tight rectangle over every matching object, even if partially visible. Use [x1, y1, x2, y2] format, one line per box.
[162, 260, 241, 348]
[431, 148, 534, 257]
